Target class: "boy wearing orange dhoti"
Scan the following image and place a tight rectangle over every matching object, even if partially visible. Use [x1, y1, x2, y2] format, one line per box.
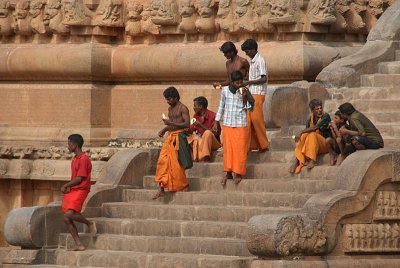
[289, 99, 331, 174]
[61, 134, 97, 251]
[153, 87, 191, 200]
[241, 39, 269, 152]
[187, 96, 221, 162]
[215, 71, 249, 186]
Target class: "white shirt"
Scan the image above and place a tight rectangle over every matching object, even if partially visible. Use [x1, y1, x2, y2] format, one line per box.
[249, 52, 268, 95]
[215, 86, 247, 127]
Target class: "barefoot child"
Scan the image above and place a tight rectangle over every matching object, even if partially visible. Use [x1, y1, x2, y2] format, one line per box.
[326, 110, 348, 166]
[61, 134, 97, 251]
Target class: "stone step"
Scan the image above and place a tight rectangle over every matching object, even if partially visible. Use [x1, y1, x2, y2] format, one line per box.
[143, 175, 334, 194]
[378, 61, 400, 74]
[188, 162, 338, 179]
[375, 124, 400, 137]
[90, 217, 248, 239]
[213, 150, 293, 163]
[328, 86, 400, 102]
[360, 74, 400, 87]
[101, 202, 299, 222]
[363, 112, 400, 124]
[384, 137, 400, 148]
[350, 99, 400, 113]
[122, 189, 313, 208]
[396, 50, 400, 61]
[269, 137, 296, 150]
[55, 249, 252, 267]
[58, 234, 252, 257]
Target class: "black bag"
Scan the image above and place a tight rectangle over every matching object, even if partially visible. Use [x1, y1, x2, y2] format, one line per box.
[178, 132, 193, 170]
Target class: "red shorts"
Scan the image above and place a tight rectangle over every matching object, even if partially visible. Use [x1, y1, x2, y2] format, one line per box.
[62, 189, 89, 214]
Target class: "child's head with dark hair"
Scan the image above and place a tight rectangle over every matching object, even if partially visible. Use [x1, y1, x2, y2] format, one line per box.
[220, 42, 238, 59]
[163, 86, 180, 101]
[333, 110, 345, 125]
[241, 39, 258, 51]
[68, 134, 84, 152]
[338, 102, 355, 116]
[230, 71, 243, 89]
[193, 96, 208, 109]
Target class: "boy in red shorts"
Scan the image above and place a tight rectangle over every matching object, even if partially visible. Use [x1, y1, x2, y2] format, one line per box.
[61, 134, 97, 251]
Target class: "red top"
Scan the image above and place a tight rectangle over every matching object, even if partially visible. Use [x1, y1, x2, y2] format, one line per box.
[70, 152, 92, 191]
[191, 109, 221, 138]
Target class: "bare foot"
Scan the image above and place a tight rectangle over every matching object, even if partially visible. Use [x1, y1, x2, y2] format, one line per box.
[234, 174, 242, 185]
[89, 221, 97, 237]
[152, 188, 165, 200]
[307, 160, 315, 170]
[336, 154, 346, 166]
[329, 153, 337, 166]
[257, 148, 269, 153]
[289, 158, 299, 174]
[71, 245, 85, 251]
[221, 172, 233, 186]
[182, 186, 189, 192]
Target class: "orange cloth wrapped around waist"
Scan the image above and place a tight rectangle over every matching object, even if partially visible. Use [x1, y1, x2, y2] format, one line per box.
[155, 130, 189, 192]
[62, 189, 89, 214]
[187, 130, 221, 162]
[222, 126, 248, 176]
[248, 94, 269, 151]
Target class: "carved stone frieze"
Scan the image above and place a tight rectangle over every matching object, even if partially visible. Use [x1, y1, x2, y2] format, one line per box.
[0, 0, 13, 36]
[62, 0, 92, 25]
[13, 0, 33, 35]
[94, 0, 123, 26]
[178, 0, 197, 33]
[364, 0, 383, 31]
[141, 0, 159, 34]
[333, 0, 351, 30]
[30, 0, 47, 33]
[308, 0, 337, 25]
[254, 0, 274, 31]
[268, 0, 297, 24]
[235, 0, 257, 32]
[195, 0, 217, 33]
[343, 223, 400, 252]
[151, 0, 180, 26]
[125, 0, 142, 35]
[43, 0, 70, 34]
[374, 191, 400, 220]
[345, 0, 367, 32]
[217, 0, 234, 32]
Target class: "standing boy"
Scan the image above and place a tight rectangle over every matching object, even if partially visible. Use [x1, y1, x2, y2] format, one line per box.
[215, 71, 249, 185]
[62, 134, 96, 251]
[153, 87, 191, 200]
[241, 38, 269, 152]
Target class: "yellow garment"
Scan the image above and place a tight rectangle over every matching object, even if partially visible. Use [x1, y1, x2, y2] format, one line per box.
[155, 130, 189, 191]
[187, 130, 221, 162]
[248, 94, 269, 150]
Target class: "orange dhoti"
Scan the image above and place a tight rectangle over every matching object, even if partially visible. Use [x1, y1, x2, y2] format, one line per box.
[248, 94, 269, 150]
[155, 130, 189, 192]
[62, 189, 89, 214]
[294, 132, 329, 173]
[187, 130, 221, 162]
[222, 126, 248, 176]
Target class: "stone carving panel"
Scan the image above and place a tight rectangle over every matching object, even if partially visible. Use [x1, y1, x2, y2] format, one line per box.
[14, 0, 33, 35]
[30, 0, 47, 33]
[343, 223, 400, 252]
[94, 0, 123, 26]
[308, 0, 337, 25]
[374, 191, 400, 220]
[125, 0, 142, 35]
[268, 0, 297, 24]
[141, 0, 159, 34]
[178, 0, 197, 33]
[44, 0, 70, 34]
[62, 0, 92, 25]
[217, 0, 234, 32]
[195, 0, 217, 33]
[151, 0, 180, 26]
[235, 0, 257, 32]
[364, 0, 383, 32]
[254, 0, 274, 31]
[0, 0, 13, 36]
[346, 0, 367, 33]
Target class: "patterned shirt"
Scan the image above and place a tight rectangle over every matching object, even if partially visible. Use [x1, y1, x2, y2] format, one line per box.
[215, 86, 247, 127]
[249, 52, 268, 95]
[305, 113, 332, 138]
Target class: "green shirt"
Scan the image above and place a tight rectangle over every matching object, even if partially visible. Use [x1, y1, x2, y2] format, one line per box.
[305, 113, 331, 138]
[348, 111, 384, 147]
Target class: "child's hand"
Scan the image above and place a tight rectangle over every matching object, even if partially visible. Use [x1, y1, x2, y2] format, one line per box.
[61, 185, 70, 193]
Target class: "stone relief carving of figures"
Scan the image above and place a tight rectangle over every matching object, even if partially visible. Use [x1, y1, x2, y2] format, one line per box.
[268, 0, 296, 24]
[30, 0, 47, 34]
[392, 224, 399, 249]
[235, 0, 257, 32]
[345, 0, 367, 33]
[141, 0, 159, 34]
[217, 0, 234, 33]
[43, 0, 70, 34]
[178, 0, 197, 33]
[195, 0, 217, 33]
[307, 0, 337, 25]
[330, 0, 350, 31]
[62, 0, 92, 25]
[364, 0, 383, 31]
[151, 0, 180, 26]
[125, 0, 143, 35]
[254, 0, 274, 31]
[0, 0, 13, 36]
[94, 0, 122, 26]
[13, 0, 33, 35]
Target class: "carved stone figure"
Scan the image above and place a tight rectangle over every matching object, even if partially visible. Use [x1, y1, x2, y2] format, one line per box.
[178, 0, 197, 33]
[151, 0, 180, 26]
[331, 0, 350, 31]
[14, 0, 33, 35]
[140, 0, 159, 34]
[308, 0, 336, 25]
[125, 0, 143, 35]
[195, 0, 217, 33]
[343, 225, 353, 251]
[254, 0, 273, 31]
[375, 191, 384, 218]
[364, 0, 383, 31]
[383, 191, 390, 217]
[392, 224, 399, 249]
[268, 0, 296, 24]
[30, 0, 47, 34]
[345, 0, 367, 33]
[217, 0, 234, 32]
[95, 0, 122, 26]
[43, 0, 69, 34]
[235, 0, 256, 32]
[0, 0, 13, 36]
[62, 0, 92, 25]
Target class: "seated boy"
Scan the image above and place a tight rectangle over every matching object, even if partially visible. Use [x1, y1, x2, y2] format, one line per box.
[187, 96, 221, 162]
[289, 99, 331, 174]
[326, 110, 349, 166]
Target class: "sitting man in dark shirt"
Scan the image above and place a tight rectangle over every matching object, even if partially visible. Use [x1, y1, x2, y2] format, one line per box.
[338, 102, 384, 151]
[187, 96, 221, 162]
